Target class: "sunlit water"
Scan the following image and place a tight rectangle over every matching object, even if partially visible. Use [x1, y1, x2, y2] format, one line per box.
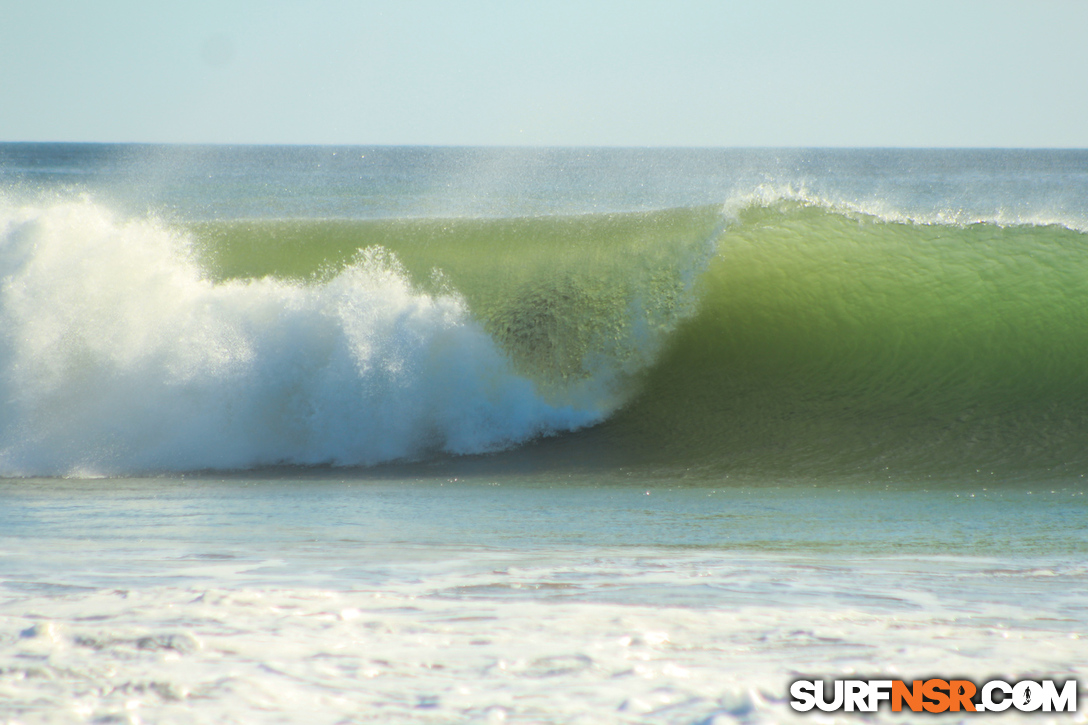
[3, 145, 1088, 723]
[2, 475, 1087, 723]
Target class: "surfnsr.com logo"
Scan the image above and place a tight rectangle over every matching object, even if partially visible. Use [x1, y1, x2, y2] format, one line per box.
[790, 679, 1078, 713]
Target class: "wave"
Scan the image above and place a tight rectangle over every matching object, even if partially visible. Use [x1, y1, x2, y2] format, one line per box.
[3, 195, 1088, 478]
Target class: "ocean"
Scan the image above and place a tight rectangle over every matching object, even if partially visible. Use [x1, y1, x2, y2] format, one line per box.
[1, 144, 1086, 723]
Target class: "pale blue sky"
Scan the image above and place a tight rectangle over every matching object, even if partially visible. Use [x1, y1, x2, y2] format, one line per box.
[3, 0, 1086, 147]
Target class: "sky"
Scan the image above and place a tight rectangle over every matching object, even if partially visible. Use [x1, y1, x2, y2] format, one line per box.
[2, 0, 1087, 147]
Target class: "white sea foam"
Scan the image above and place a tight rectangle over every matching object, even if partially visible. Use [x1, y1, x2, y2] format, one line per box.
[0, 199, 599, 476]
[2, 549, 1085, 724]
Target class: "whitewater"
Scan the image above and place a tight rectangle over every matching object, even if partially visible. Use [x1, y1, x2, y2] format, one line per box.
[0, 199, 603, 476]
[1, 145, 1087, 724]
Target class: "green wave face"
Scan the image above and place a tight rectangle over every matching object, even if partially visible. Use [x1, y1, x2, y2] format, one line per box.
[611, 203, 1088, 477]
[190, 202, 1088, 479]
[189, 207, 724, 410]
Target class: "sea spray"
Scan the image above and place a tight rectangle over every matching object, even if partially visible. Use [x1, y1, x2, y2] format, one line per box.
[0, 200, 599, 476]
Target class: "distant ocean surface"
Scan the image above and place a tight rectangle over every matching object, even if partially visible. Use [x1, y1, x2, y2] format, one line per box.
[1, 144, 1086, 723]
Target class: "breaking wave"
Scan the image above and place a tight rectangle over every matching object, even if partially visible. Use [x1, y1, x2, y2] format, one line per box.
[5, 193, 1088, 478]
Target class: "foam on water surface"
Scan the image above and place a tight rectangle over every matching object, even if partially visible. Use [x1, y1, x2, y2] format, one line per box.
[2, 477, 1086, 723]
[2, 545, 1086, 724]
